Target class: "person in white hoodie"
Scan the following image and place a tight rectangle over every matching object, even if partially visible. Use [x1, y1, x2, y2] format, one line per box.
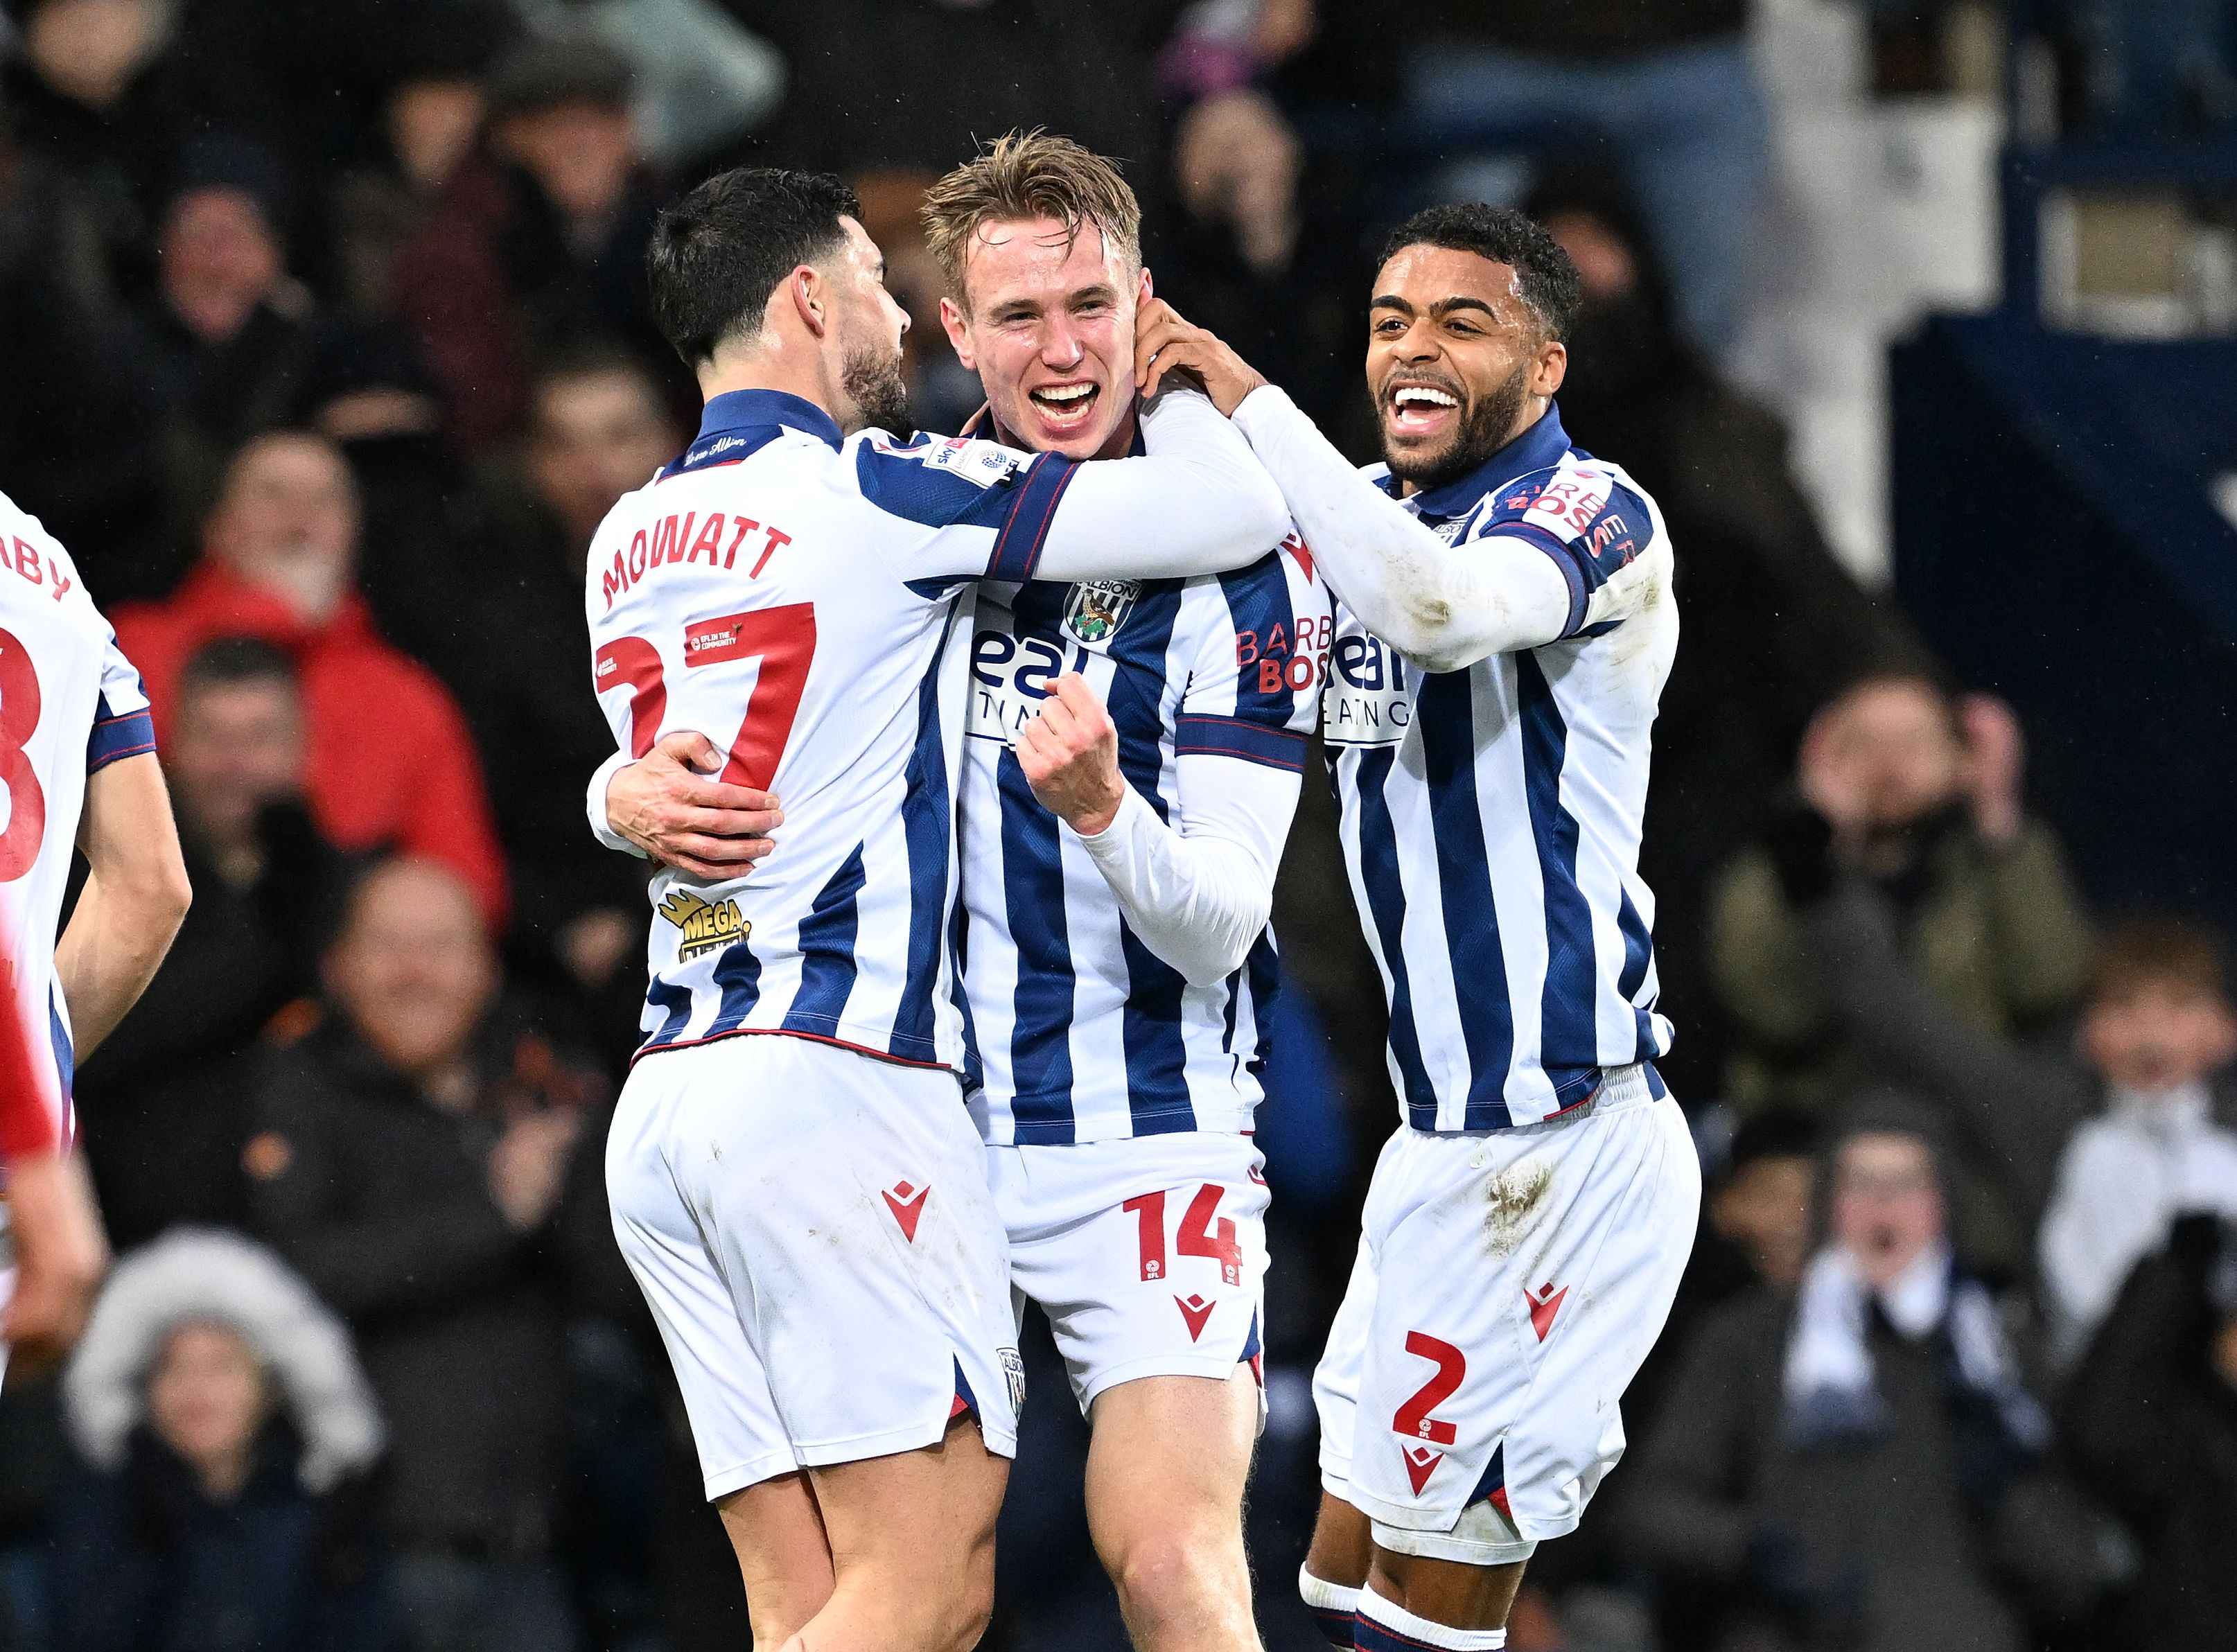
[2038, 922, 2237, 1364]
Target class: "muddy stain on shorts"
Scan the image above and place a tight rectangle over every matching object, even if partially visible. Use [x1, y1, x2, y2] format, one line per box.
[1484, 1162, 1554, 1256]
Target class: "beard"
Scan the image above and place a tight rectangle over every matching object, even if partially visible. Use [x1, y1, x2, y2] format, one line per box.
[1379, 356, 1533, 493]
[841, 342, 913, 439]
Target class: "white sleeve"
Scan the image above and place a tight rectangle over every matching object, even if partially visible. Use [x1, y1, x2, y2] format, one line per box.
[585, 749, 645, 857]
[885, 387, 1291, 586]
[1231, 385, 1572, 672]
[1071, 753, 1299, 988]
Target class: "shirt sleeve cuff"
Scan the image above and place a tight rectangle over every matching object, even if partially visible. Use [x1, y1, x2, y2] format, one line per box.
[586, 750, 647, 858]
[1231, 383, 1298, 446]
[1071, 782, 1156, 856]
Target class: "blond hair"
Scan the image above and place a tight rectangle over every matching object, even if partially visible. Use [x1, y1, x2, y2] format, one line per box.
[920, 130, 1141, 307]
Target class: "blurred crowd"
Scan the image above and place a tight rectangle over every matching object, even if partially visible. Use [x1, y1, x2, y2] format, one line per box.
[2, 1, 2236, 1651]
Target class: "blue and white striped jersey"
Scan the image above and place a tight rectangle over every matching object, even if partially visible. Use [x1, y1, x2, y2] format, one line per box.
[587, 387, 1289, 1075]
[0, 490, 157, 1134]
[1320, 406, 1677, 1133]
[959, 535, 1328, 1144]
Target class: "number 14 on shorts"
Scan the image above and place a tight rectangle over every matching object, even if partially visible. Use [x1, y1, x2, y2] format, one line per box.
[1123, 1184, 1243, 1287]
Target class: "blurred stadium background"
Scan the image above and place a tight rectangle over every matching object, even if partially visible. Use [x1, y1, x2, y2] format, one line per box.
[2, 1, 2236, 1650]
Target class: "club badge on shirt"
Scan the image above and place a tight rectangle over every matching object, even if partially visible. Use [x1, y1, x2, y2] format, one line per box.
[1064, 579, 1139, 645]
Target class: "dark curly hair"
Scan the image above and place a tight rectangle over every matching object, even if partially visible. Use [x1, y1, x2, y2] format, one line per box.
[1380, 204, 1584, 344]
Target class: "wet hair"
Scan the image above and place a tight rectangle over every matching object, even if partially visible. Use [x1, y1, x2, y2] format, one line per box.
[1379, 203, 1584, 343]
[647, 168, 862, 368]
[2091, 918, 2231, 1008]
[920, 130, 1141, 304]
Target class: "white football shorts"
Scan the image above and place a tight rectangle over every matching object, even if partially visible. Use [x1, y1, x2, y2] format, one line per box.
[608, 1034, 1021, 1500]
[990, 1130, 1269, 1415]
[1315, 1064, 1700, 1563]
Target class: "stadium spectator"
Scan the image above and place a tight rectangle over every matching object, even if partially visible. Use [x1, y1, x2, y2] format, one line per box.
[453, 350, 669, 1009]
[748, 0, 1164, 184]
[0, 104, 167, 596]
[132, 139, 333, 526]
[49, 1229, 389, 1652]
[112, 432, 510, 924]
[1797, 907, 2237, 1364]
[1152, 83, 1369, 449]
[1617, 1107, 2076, 1652]
[389, 39, 673, 450]
[73, 639, 344, 1248]
[2063, 1212, 2237, 1652]
[1710, 674, 2094, 1120]
[328, 14, 511, 320]
[1709, 676, 2095, 1267]
[1527, 170, 1927, 1099]
[1401, 0, 1771, 353]
[511, 0, 784, 170]
[0, 0, 220, 304]
[245, 858, 611, 1652]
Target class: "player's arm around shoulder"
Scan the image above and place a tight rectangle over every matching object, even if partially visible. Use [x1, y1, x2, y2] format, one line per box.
[1133, 301, 1571, 672]
[579, 485, 789, 880]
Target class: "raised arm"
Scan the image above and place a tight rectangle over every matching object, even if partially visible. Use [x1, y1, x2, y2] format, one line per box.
[877, 387, 1291, 588]
[1028, 387, 1292, 583]
[1230, 385, 1572, 670]
[1130, 302, 1573, 672]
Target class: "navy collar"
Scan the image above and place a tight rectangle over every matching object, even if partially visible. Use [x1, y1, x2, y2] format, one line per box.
[663, 388, 843, 478]
[1385, 403, 1574, 519]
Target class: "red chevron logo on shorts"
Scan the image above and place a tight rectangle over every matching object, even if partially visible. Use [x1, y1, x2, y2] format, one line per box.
[1403, 1443, 1444, 1495]
[1175, 1293, 1216, 1342]
[883, 1180, 929, 1242]
[1526, 1281, 1568, 1342]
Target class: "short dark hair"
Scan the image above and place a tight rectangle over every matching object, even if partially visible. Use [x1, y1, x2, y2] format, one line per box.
[1379, 204, 1584, 344]
[2091, 919, 2230, 1008]
[178, 636, 298, 697]
[647, 168, 862, 369]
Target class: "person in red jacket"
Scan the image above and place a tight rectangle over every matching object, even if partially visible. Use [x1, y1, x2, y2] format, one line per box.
[114, 430, 511, 925]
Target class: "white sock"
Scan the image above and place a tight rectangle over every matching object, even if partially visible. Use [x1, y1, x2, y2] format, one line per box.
[1356, 1580, 1507, 1650]
[1299, 1565, 1361, 1647]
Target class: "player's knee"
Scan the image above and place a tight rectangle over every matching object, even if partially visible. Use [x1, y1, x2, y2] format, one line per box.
[1111, 1523, 1238, 1626]
[927, 1526, 997, 1652]
[936, 1565, 996, 1652]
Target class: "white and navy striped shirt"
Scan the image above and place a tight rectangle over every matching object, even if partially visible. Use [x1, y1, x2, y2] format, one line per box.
[959, 537, 1326, 1144]
[586, 387, 1290, 1075]
[0, 491, 158, 1136]
[1320, 406, 1677, 1132]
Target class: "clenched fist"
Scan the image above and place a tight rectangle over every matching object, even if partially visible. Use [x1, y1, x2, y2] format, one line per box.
[1016, 673, 1128, 836]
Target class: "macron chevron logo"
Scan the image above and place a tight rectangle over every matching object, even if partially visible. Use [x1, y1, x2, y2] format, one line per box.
[1402, 1443, 1444, 1495]
[1526, 1281, 1568, 1342]
[883, 1180, 929, 1242]
[1175, 1294, 1216, 1342]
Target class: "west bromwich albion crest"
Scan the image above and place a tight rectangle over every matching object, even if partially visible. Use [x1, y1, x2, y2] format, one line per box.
[1063, 579, 1140, 645]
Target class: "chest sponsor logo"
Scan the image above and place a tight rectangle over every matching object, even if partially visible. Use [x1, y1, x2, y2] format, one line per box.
[1063, 579, 1139, 644]
[1320, 631, 1413, 748]
[967, 628, 1097, 744]
[658, 890, 750, 962]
